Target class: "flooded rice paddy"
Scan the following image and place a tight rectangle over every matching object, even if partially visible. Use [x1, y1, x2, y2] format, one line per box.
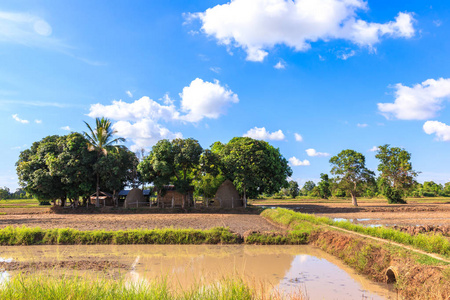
[0, 245, 397, 299]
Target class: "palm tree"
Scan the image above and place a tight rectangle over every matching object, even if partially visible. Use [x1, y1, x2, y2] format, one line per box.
[83, 117, 125, 207]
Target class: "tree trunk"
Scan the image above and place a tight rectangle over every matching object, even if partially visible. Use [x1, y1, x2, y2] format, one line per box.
[351, 192, 358, 206]
[243, 185, 247, 208]
[182, 194, 186, 209]
[96, 173, 100, 208]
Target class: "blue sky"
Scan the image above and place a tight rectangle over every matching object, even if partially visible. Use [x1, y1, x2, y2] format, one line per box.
[1, 0, 450, 190]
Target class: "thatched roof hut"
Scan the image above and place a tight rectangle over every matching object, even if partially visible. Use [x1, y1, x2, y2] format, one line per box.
[214, 179, 242, 208]
[124, 188, 146, 208]
[89, 191, 114, 206]
[156, 185, 194, 208]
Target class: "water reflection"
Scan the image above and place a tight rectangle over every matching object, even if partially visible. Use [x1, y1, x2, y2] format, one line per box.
[0, 245, 397, 299]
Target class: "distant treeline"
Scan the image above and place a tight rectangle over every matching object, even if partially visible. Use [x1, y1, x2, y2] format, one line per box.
[0, 187, 26, 200]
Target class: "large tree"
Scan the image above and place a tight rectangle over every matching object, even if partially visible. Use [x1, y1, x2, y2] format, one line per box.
[83, 117, 125, 207]
[138, 138, 203, 208]
[16, 133, 97, 206]
[375, 144, 418, 204]
[301, 181, 316, 196]
[317, 173, 332, 199]
[94, 148, 138, 206]
[330, 149, 375, 206]
[212, 137, 292, 206]
[288, 180, 300, 198]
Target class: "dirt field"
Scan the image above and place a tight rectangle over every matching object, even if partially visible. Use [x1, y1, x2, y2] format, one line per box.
[1, 199, 449, 231]
[0, 211, 281, 234]
[254, 201, 450, 226]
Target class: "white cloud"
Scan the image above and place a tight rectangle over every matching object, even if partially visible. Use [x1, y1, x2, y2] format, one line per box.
[126, 90, 133, 98]
[294, 133, 303, 142]
[289, 157, 310, 166]
[113, 119, 183, 152]
[188, 0, 414, 62]
[88, 97, 180, 122]
[243, 127, 285, 141]
[369, 146, 379, 152]
[338, 50, 356, 60]
[210, 67, 221, 73]
[180, 78, 239, 122]
[61, 126, 71, 131]
[1, 100, 70, 108]
[88, 97, 181, 150]
[12, 114, 29, 124]
[306, 148, 330, 157]
[357, 123, 368, 128]
[35, 119, 42, 124]
[274, 61, 286, 69]
[378, 78, 450, 120]
[433, 20, 442, 27]
[0, 11, 64, 49]
[11, 144, 27, 150]
[88, 78, 239, 150]
[423, 121, 450, 142]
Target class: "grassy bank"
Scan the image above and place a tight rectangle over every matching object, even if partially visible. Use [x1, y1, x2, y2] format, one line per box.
[0, 274, 304, 300]
[0, 226, 241, 245]
[262, 208, 450, 258]
[262, 208, 450, 299]
[0, 225, 311, 246]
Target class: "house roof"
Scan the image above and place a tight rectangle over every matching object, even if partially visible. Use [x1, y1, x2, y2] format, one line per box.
[89, 191, 112, 198]
[119, 189, 153, 196]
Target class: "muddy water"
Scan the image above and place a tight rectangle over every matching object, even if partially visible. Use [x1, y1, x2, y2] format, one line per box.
[0, 245, 397, 299]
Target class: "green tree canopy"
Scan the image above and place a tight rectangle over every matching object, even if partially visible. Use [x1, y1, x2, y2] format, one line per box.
[330, 149, 375, 206]
[301, 181, 316, 196]
[317, 173, 331, 199]
[375, 144, 418, 204]
[288, 180, 300, 198]
[138, 138, 203, 208]
[16, 133, 97, 206]
[212, 137, 292, 205]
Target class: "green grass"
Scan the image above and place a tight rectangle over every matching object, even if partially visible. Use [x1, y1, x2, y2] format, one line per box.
[0, 226, 241, 245]
[244, 230, 309, 245]
[262, 208, 450, 258]
[0, 199, 39, 204]
[0, 274, 266, 300]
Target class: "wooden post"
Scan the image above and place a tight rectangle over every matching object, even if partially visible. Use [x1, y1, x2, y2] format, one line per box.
[232, 196, 234, 209]
[172, 196, 174, 208]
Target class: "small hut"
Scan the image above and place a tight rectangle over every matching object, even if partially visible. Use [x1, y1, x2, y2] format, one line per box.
[124, 188, 146, 208]
[156, 185, 194, 208]
[89, 191, 114, 206]
[214, 179, 242, 208]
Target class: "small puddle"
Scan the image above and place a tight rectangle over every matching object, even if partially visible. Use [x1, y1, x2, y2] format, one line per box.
[0, 245, 397, 299]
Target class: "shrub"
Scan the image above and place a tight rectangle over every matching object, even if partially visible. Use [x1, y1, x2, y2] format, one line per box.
[383, 186, 407, 204]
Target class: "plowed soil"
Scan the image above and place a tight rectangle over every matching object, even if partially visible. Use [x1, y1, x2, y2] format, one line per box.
[256, 202, 450, 226]
[0, 212, 281, 235]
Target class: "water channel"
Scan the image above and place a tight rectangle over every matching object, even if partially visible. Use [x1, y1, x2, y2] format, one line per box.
[0, 245, 398, 299]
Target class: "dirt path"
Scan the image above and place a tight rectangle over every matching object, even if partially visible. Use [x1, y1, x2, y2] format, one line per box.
[327, 225, 450, 264]
[0, 213, 282, 235]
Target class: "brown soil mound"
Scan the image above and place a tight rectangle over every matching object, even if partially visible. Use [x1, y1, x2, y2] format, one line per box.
[0, 260, 128, 271]
[215, 180, 242, 208]
[392, 225, 450, 237]
[124, 188, 146, 208]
